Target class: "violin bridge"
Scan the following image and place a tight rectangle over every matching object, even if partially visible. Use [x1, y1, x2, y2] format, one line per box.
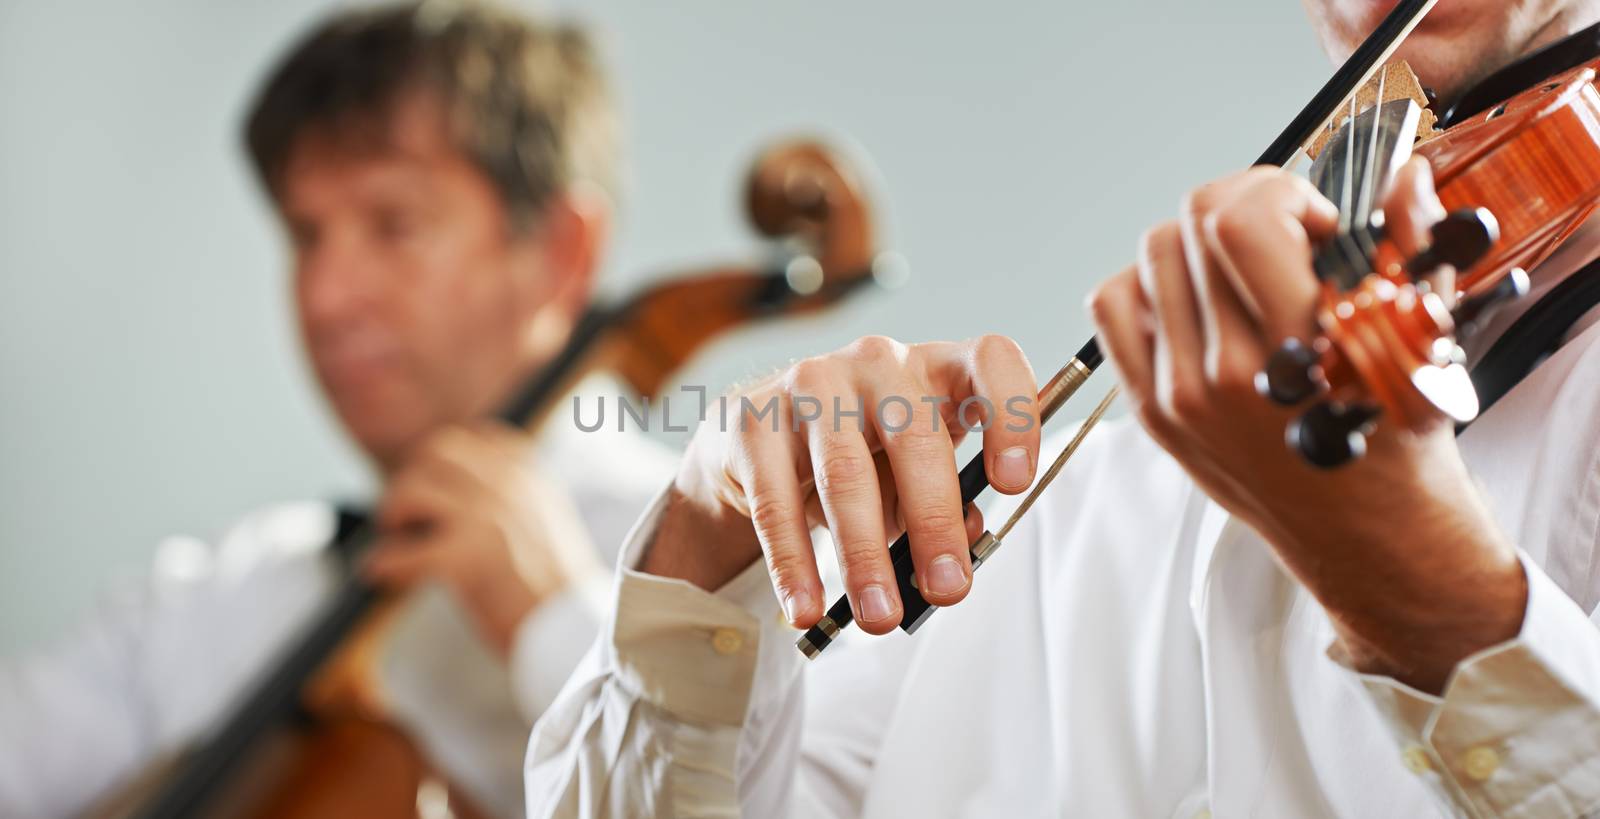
[1306, 60, 1439, 160]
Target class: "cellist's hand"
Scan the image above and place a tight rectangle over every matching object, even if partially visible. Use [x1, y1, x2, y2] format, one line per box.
[641, 335, 1041, 634]
[363, 422, 605, 657]
[1087, 159, 1526, 693]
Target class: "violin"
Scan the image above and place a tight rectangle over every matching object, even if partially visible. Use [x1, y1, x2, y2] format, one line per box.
[800, 0, 1600, 657]
[1257, 55, 1600, 466]
[117, 137, 896, 818]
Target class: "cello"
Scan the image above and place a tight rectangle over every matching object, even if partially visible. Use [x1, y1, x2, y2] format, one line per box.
[111, 137, 898, 818]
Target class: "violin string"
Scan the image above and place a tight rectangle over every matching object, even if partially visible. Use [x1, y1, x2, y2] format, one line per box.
[800, 0, 1442, 662]
[1340, 92, 1358, 237]
[1354, 65, 1389, 241]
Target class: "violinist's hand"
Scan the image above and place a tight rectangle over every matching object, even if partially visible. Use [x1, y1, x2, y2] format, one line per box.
[640, 336, 1042, 634]
[1088, 158, 1527, 694]
[363, 422, 605, 657]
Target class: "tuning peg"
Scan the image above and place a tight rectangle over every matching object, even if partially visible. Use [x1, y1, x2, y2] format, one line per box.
[1404, 207, 1500, 279]
[1286, 401, 1380, 469]
[1256, 337, 1327, 406]
[1453, 267, 1530, 338]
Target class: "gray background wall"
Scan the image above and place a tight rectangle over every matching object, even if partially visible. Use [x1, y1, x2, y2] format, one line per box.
[0, 1, 1329, 654]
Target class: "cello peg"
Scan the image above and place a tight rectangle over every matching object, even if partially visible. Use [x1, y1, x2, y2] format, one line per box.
[1256, 337, 1326, 406]
[1404, 207, 1499, 279]
[1287, 401, 1380, 469]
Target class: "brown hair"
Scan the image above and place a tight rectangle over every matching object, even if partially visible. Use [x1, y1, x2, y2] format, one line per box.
[243, 0, 617, 229]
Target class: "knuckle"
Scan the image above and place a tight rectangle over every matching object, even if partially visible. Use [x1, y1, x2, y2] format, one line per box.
[1137, 223, 1179, 266]
[1086, 281, 1117, 324]
[1209, 346, 1261, 397]
[906, 339, 955, 369]
[1246, 165, 1285, 184]
[747, 488, 801, 536]
[843, 334, 905, 366]
[1203, 206, 1249, 250]
[785, 356, 831, 393]
[1287, 169, 1322, 196]
[1087, 269, 1138, 325]
[762, 548, 812, 586]
[971, 333, 1023, 366]
[813, 447, 874, 499]
[882, 417, 944, 449]
[733, 387, 781, 432]
[903, 506, 965, 541]
[1181, 184, 1220, 224]
[1158, 375, 1209, 421]
[836, 540, 887, 577]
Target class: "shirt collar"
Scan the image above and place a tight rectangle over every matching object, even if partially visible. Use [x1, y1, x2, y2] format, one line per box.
[1440, 20, 1600, 127]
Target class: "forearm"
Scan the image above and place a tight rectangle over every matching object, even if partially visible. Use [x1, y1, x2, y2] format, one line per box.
[526, 487, 811, 818]
[1329, 564, 1525, 697]
[1296, 504, 1527, 696]
[1243, 431, 1527, 695]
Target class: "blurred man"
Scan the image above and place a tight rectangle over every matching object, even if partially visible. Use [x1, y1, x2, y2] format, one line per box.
[527, 1, 1600, 817]
[0, 3, 676, 817]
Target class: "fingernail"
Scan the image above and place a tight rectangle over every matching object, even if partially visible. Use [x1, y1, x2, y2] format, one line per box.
[925, 554, 969, 597]
[783, 590, 811, 626]
[858, 584, 893, 623]
[994, 446, 1032, 489]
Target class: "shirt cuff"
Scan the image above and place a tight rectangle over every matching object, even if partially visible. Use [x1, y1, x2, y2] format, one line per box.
[1331, 551, 1600, 816]
[604, 482, 805, 727]
[509, 572, 613, 722]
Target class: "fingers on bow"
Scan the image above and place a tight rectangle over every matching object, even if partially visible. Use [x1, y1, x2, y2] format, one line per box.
[734, 335, 1039, 635]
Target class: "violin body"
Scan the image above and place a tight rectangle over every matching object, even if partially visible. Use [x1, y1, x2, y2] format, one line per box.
[1426, 60, 1600, 295]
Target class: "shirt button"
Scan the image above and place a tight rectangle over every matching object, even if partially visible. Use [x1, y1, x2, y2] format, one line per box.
[711, 628, 744, 655]
[1463, 746, 1500, 781]
[1402, 745, 1432, 775]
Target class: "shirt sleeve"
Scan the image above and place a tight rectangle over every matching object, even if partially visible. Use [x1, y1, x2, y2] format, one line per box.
[0, 583, 160, 819]
[524, 483, 911, 819]
[0, 506, 338, 819]
[509, 571, 614, 722]
[1333, 551, 1600, 818]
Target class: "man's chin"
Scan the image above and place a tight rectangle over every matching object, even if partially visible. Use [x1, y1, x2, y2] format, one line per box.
[1395, 26, 1514, 104]
[327, 389, 432, 467]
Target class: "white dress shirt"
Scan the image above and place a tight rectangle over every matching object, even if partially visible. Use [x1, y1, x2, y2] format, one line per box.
[525, 316, 1600, 817]
[0, 381, 678, 819]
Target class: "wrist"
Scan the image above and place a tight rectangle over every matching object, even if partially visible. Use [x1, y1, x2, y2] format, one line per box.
[1293, 492, 1528, 694]
[638, 481, 763, 593]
